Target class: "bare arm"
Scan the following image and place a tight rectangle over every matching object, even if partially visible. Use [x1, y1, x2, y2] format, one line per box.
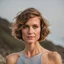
[6, 57, 15, 64]
[6, 53, 19, 64]
[53, 52, 62, 64]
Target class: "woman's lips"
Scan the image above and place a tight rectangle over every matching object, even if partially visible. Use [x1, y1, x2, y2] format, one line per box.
[27, 36, 35, 39]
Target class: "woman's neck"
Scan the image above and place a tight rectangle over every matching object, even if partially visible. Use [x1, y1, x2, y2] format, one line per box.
[24, 41, 43, 58]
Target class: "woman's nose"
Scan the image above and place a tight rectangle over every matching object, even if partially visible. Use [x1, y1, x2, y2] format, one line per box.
[28, 27, 34, 34]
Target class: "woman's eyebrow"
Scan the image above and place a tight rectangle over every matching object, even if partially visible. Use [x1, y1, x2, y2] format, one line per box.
[33, 24, 38, 25]
[24, 23, 39, 26]
[24, 24, 29, 26]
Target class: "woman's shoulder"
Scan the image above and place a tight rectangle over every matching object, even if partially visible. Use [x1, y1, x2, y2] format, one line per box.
[6, 51, 22, 64]
[42, 49, 62, 64]
[47, 51, 62, 64]
[6, 52, 19, 59]
[48, 51, 61, 59]
[43, 49, 61, 58]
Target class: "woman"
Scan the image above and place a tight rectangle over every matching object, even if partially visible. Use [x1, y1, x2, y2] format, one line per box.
[6, 8, 62, 64]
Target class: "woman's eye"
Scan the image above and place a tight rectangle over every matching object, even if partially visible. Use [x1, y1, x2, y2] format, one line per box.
[23, 25, 29, 29]
[33, 25, 38, 29]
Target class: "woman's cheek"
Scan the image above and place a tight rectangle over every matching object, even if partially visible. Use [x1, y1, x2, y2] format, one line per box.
[36, 29, 41, 38]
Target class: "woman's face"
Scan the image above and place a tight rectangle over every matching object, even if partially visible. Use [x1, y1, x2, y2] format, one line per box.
[22, 17, 41, 44]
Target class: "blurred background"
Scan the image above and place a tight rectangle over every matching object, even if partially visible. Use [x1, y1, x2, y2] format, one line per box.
[0, 0, 64, 64]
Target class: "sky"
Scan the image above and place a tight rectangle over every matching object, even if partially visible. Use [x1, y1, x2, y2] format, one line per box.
[0, 0, 64, 47]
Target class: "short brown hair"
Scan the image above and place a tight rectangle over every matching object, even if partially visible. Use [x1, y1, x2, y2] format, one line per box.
[11, 8, 50, 42]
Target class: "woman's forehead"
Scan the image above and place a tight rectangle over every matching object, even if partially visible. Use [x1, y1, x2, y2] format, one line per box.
[25, 17, 40, 25]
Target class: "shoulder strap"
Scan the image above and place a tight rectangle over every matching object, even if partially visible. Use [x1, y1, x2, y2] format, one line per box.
[41, 49, 51, 64]
[17, 51, 24, 57]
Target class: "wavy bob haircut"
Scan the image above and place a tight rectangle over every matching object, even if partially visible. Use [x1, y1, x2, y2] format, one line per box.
[11, 8, 50, 42]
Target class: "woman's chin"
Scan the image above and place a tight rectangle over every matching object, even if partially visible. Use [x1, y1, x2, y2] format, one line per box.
[25, 40, 35, 44]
